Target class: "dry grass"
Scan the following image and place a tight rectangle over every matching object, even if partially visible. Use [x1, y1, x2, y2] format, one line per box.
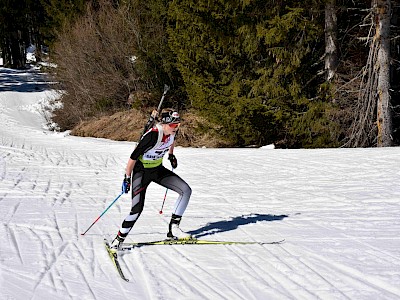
[71, 109, 147, 142]
[71, 109, 232, 148]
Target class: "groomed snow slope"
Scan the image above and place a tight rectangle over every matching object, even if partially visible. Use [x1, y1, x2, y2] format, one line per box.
[1, 67, 400, 300]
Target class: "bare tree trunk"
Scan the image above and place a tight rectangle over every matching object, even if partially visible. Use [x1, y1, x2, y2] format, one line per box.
[375, 0, 392, 147]
[2, 29, 26, 69]
[347, 0, 392, 147]
[325, 0, 338, 83]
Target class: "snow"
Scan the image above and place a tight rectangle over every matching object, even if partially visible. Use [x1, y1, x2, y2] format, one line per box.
[1, 67, 400, 300]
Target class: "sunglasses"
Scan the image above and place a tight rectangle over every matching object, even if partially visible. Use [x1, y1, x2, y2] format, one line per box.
[168, 123, 180, 128]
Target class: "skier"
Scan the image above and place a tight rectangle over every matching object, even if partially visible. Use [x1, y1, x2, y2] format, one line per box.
[110, 108, 192, 249]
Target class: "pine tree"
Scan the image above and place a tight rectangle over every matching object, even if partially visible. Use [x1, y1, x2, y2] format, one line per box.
[168, 0, 329, 147]
[0, 0, 88, 68]
[0, 0, 30, 68]
[40, 0, 88, 46]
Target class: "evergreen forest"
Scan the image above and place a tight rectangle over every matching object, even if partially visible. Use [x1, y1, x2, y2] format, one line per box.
[1, 0, 399, 148]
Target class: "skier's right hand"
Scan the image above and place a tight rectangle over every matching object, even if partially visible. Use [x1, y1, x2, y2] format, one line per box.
[122, 175, 131, 193]
[151, 110, 159, 121]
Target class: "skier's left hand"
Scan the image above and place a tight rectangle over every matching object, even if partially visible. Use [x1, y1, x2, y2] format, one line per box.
[168, 154, 178, 169]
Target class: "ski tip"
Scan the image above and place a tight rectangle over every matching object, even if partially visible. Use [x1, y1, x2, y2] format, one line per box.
[267, 239, 285, 244]
[159, 211, 163, 214]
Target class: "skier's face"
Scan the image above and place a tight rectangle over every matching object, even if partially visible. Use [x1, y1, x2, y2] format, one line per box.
[163, 123, 180, 135]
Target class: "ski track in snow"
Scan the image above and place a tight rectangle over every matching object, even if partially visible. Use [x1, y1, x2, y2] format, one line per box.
[1, 67, 400, 299]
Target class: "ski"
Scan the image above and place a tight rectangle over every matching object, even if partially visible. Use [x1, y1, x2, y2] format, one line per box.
[119, 237, 285, 250]
[104, 239, 129, 282]
[104, 237, 284, 281]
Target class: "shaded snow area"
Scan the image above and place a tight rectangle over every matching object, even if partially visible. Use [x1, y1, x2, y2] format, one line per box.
[1, 67, 400, 300]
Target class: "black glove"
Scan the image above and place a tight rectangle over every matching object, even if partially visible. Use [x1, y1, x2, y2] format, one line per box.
[168, 154, 178, 169]
[122, 174, 131, 193]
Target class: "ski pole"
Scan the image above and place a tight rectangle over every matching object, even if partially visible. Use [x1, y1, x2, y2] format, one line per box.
[80, 191, 124, 236]
[159, 188, 169, 214]
[81, 186, 147, 235]
[159, 168, 174, 214]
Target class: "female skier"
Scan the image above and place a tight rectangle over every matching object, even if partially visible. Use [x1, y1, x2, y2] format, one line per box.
[110, 109, 192, 249]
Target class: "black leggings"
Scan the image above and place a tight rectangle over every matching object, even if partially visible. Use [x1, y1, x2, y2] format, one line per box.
[118, 163, 191, 237]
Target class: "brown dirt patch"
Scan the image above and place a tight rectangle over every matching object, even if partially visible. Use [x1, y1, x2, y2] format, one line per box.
[71, 109, 232, 148]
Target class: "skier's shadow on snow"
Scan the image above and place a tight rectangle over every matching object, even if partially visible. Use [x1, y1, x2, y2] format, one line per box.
[188, 213, 288, 238]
